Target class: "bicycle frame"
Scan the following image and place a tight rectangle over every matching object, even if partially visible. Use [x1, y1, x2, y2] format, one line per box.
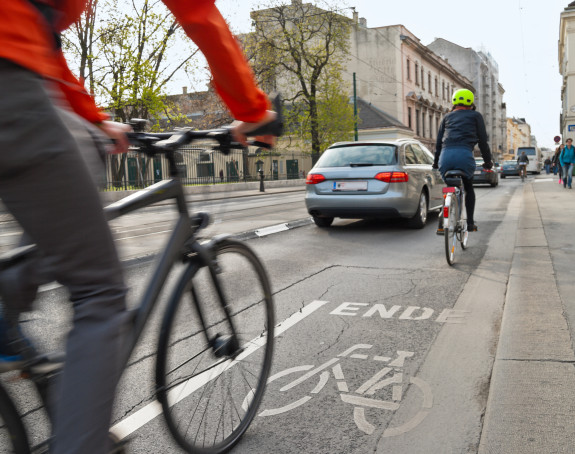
[104, 176, 200, 368]
[441, 186, 462, 230]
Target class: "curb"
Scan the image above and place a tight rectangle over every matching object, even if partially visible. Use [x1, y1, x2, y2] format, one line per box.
[121, 217, 314, 268]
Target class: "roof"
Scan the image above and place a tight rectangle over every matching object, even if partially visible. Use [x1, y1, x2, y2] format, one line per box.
[356, 98, 409, 130]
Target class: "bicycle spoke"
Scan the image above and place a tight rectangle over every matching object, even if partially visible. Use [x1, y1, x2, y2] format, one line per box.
[156, 239, 274, 453]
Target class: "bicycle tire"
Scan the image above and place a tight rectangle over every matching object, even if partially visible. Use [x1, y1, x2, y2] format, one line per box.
[0, 380, 31, 454]
[444, 194, 458, 266]
[459, 194, 468, 250]
[156, 238, 274, 454]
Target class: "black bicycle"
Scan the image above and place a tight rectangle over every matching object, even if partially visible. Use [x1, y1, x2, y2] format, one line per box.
[441, 170, 469, 266]
[0, 100, 283, 454]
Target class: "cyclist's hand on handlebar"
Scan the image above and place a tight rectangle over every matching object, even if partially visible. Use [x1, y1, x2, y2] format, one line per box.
[98, 121, 132, 154]
[231, 111, 277, 147]
[432, 163, 439, 170]
[482, 161, 493, 170]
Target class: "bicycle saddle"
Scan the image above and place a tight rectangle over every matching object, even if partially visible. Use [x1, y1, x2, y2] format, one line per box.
[444, 170, 468, 178]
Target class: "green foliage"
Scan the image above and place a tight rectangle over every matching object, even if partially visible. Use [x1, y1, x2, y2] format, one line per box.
[247, 1, 354, 160]
[63, 0, 198, 128]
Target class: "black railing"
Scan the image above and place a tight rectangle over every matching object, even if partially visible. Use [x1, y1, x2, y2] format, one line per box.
[102, 146, 310, 191]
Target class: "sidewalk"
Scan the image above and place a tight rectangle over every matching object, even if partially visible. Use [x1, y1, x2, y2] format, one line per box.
[479, 175, 575, 453]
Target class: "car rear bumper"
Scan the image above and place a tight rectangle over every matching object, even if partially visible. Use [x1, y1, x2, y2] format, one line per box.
[305, 191, 416, 219]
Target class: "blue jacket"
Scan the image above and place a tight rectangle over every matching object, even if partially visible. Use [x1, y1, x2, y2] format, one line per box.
[434, 109, 492, 166]
[560, 145, 575, 166]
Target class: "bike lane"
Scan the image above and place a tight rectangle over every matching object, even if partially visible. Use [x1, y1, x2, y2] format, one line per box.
[222, 189, 518, 454]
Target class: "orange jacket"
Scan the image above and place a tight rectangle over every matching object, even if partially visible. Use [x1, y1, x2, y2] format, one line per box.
[0, 0, 268, 123]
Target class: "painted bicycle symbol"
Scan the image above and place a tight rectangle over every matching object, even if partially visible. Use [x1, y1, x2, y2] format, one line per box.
[243, 344, 432, 436]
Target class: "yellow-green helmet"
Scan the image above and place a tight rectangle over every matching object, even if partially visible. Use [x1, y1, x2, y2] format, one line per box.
[452, 88, 474, 106]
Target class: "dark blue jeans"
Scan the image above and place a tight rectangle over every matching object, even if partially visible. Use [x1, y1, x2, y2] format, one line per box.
[562, 163, 574, 187]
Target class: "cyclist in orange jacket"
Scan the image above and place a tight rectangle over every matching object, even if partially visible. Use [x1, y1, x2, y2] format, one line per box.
[0, 1, 275, 453]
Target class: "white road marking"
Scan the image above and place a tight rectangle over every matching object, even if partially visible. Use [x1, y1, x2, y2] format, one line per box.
[255, 223, 289, 237]
[110, 299, 330, 440]
[534, 178, 554, 183]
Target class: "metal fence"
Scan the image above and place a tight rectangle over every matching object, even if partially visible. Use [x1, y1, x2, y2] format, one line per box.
[102, 145, 313, 191]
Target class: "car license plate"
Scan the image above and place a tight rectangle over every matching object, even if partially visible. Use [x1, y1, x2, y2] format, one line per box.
[333, 181, 368, 191]
[474, 170, 481, 175]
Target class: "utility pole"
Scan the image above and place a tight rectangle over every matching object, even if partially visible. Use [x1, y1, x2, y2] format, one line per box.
[353, 73, 358, 141]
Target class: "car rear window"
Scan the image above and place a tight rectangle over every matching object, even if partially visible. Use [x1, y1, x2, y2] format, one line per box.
[316, 145, 397, 167]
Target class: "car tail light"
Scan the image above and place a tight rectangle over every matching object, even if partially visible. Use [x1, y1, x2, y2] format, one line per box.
[306, 174, 326, 184]
[375, 172, 409, 183]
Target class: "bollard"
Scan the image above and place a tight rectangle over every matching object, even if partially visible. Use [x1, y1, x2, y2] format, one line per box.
[258, 168, 265, 192]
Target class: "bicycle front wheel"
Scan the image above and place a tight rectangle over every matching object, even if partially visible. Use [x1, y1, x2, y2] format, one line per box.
[444, 194, 458, 266]
[156, 238, 274, 454]
[0, 379, 30, 454]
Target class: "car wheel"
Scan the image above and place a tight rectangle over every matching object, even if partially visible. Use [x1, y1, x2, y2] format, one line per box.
[501, 175, 506, 179]
[491, 180, 498, 187]
[312, 215, 334, 228]
[408, 191, 427, 229]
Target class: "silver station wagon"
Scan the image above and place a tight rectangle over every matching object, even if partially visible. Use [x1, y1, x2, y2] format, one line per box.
[305, 139, 445, 228]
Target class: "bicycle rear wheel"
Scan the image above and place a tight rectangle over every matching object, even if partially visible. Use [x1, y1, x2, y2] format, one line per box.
[156, 238, 274, 454]
[0, 379, 30, 454]
[459, 195, 468, 250]
[444, 194, 458, 266]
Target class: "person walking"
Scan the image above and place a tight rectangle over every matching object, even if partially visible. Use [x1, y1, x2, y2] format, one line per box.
[544, 157, 551, 174]
[560, 138, 575, 189]
[552, 144, 563, 177]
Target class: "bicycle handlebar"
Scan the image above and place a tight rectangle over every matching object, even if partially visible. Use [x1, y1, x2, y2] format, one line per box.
[126, 94, 283, 156]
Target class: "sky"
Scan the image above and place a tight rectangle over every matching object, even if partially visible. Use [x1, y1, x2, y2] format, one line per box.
[189, 0, 569, 149]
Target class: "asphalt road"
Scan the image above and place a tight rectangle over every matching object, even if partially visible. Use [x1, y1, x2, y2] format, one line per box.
[1, 178, 525, 453]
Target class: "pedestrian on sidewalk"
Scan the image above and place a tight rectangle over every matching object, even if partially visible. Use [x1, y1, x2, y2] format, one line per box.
[552, 144, 563, 177]
[544, 157, 551, 174]
[560, 138, 575, 188]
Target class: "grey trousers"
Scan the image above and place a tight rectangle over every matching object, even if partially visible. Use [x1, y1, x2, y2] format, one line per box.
[0, 60, 128, 454]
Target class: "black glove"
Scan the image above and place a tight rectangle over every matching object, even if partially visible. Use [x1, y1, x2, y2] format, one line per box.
[432, 163, 439, 170]
[482, 161, 493, 170]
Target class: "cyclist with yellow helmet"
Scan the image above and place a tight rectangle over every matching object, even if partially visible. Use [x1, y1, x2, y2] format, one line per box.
[433, 88, 493, 232]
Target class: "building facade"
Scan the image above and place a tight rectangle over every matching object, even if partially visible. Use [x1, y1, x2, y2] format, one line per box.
[559, 2, 575, 141]
[506, 117, 532, 159]
[347, 20, 474, 151]
[427, 38, 507, 162]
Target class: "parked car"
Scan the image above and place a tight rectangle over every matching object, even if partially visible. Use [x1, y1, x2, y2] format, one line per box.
[500, 160, 520, 178]
[472, 159, 498, 187]
[305, 139, 445, 228]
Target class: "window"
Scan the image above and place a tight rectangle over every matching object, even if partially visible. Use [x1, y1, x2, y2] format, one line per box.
[315, 145, 398, 167]
[411, 143, 434, 165]
[415, 109, 420, 135]
[406, 59, 411, 80]
[435, 77, 438, 97]
[415, 63, 419, 85]
[421, 67, 425, 90]
[404, 145, 417, 165]
[442, 81, 445, 100]
[408, 107, 412, 129]
[429, 113, 433, 137]
[428, 73, 432, 93]
[421, 111, 425, 138]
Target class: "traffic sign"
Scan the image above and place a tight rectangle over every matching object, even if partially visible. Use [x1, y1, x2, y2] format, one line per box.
[555, 135, 562, 143]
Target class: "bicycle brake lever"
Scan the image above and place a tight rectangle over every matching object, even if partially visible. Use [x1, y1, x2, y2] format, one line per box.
[247, 140, 272, 149]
